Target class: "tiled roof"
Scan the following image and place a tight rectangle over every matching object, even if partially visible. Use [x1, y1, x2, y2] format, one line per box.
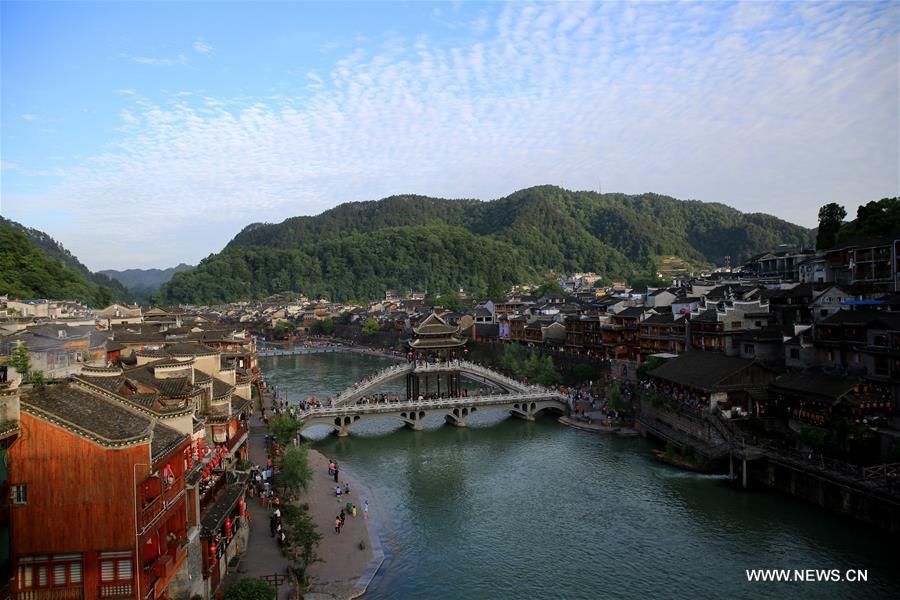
[22, 383, 152, 448]
[165, 342, 218, 356]
[649, 352, 762, 391]
[212, 378, 234, 400]
[771, 371, 859, 402]
[151, 422, 188, 462]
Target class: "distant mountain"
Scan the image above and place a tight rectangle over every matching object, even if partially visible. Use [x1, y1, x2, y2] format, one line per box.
[157, 186, 814, 305]
[0, 216, 132, 307]
[100, 263, 193, 295]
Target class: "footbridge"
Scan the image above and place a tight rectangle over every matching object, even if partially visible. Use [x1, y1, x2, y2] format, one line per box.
[332, 360, 532, 406]
[299, 390, 569, 437]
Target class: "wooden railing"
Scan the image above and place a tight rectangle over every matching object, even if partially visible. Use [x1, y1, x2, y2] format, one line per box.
[15, 587, 84, 600]
[97, 583, 134, 599]
[139, 476, 183, 530]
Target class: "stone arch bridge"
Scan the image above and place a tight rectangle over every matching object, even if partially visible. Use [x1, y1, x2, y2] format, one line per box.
[299, 390, 568, 437]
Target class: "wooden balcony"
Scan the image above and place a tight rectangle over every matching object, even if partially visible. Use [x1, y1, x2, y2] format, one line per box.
[14, 587, 84, 600]
[97, 583, 134, 599]
[139, 476, 184, 531]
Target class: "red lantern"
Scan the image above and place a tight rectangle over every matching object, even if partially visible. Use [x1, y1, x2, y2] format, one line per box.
[225, 517, 232, 537]
[239, 498, 245, 516]
[209, 542, 216, 557]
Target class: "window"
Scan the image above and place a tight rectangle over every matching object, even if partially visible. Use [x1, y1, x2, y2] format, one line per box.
[17, 555, 82, 590]
[755, 321, 762, 327]
[790, 348, 800, 360]
[11, 484, 26, 505]
[743, 344, 755, 356]
[100, 552, 133, 584]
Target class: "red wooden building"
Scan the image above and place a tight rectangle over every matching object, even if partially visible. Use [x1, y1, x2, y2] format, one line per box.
[8, 382, 191, 600]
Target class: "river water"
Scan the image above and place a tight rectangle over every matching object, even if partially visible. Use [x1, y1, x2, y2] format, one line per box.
[262, 353, 900, 599]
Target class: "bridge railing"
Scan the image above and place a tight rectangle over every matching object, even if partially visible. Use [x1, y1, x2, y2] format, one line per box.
[331, 359, 562, 406]
[333, 363, 414, 405]
[300, 390, 567, 420]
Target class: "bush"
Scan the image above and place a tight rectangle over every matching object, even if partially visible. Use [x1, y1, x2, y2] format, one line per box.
[269, 414, 302, 447]
[222, 578, 275, 600]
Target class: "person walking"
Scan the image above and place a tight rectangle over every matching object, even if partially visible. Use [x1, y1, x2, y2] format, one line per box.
[334, 516, 341, 534]
[364, 499, 369, 519]
[334, 467, 340, 483]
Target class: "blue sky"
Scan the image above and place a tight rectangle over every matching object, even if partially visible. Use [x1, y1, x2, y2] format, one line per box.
[2, 1, 898, 270]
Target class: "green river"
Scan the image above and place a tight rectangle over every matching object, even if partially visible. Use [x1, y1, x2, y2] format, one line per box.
[262, 353, 899, 599]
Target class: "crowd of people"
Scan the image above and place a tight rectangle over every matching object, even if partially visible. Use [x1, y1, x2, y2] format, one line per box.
[248, 460, 288, 546]
[642, 379, 708, 415]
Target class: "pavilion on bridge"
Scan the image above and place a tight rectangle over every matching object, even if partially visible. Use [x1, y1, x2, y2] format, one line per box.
[406, 313, 467, 400]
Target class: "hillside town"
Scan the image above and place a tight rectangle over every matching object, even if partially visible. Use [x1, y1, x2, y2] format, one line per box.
[1, 232, 899, 600]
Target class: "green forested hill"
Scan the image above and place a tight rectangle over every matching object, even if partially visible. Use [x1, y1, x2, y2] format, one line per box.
[0, 217, 131, 306]
[159, 186, 815, 304]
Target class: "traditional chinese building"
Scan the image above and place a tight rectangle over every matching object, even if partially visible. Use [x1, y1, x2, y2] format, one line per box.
[406, 313, 467, 399]
[9, 381, 191, 600]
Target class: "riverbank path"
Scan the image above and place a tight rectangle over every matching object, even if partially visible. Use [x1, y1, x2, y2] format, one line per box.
[231, 392, 294, 599]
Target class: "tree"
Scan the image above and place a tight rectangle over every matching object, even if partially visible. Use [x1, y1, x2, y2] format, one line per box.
[433, 294, 462, 312]
[29, 370, 44, 386]
[282, 504, 322, 582]
[816, 203, 847, 250]
[534, 279, 565, 299]
[361, 317, 379, 336]
[274, 320, 296, 336]
[8, 344, 30, 376]
[222, 577, 275, 600]
[278, 445, 314, 495]
[309, 318, 334, 335]
[269, 414, 302, 447]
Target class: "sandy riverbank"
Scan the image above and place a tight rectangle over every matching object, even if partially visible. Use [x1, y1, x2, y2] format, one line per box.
[299, 449, 386, 600]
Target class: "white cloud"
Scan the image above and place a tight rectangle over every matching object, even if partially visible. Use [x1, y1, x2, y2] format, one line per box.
[7, 1, 899, 269]
[121, 53, 189, 66]
[193, 39, 214, 54]
[21, 114, 36, 121]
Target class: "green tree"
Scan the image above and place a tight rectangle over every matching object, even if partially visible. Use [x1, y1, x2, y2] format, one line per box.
[534, 279, 565, 299]
[29, 370, 44, 386]
[8, 344, 30, 376]
[309, 318, 335, 335]
[433, 294, 462, 312]
[222, 577, 276, 600]
[282, 504, 322, 582]
[278, 445, 314, 495]
[816, 203, 847, 250]
[274, 320, 296, 337]
[269, 414, 302, 447]
[361, 317, 379, 336]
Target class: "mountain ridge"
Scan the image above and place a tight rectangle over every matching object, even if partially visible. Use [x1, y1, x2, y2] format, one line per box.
[0, 216, 132, 306]
[158, 185, 814, 304]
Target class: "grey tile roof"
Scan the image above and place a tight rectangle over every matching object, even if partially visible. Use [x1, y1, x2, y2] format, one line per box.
[22, 383, 152, 447]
